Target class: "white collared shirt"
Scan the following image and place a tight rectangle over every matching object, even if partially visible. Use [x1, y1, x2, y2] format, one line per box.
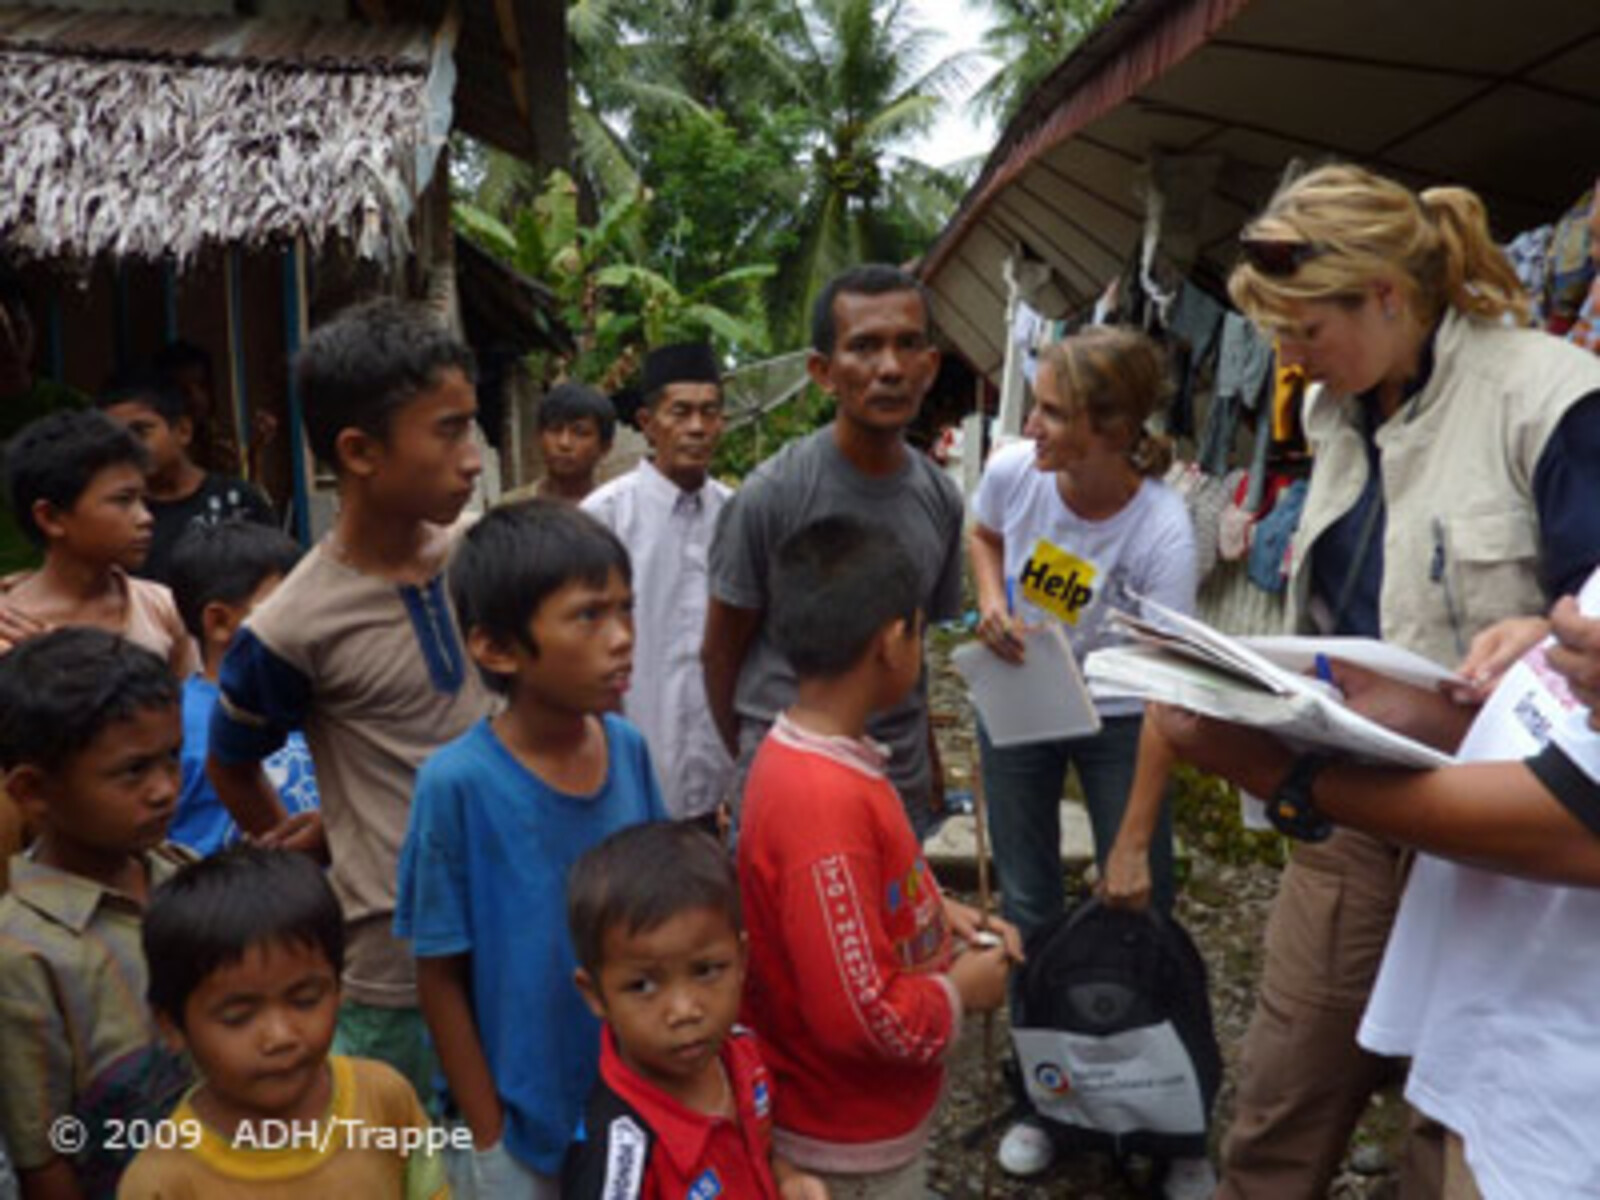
[584, 459, 734, 818]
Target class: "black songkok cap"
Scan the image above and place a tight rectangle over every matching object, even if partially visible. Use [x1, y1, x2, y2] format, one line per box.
[641, 342, 721, 397]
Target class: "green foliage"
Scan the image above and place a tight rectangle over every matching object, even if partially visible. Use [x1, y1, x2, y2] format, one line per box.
[557, 0, 979, 355]
[972, 0, 1119, 125]
[764, 0, 978, 345]
[453, 169, 774, 388]
[637, 109, 809, 295]
[1170, 763, 1289, 870]
[456, 0, 1126, 456]
[712, 383, 835, 480]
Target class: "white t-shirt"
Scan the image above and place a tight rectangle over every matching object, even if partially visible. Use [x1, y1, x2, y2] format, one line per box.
[1359, 568, 1600, 1199]
[971, 440, 1197, 718]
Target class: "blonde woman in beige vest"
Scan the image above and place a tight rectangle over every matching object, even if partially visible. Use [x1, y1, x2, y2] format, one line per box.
[1203, 164, 1600, 1199]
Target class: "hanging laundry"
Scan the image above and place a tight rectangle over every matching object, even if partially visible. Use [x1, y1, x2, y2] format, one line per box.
[1164, 282, 1226, 438]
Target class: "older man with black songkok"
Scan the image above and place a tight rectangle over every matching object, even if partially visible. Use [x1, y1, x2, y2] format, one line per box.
[584, 342, 733, 832]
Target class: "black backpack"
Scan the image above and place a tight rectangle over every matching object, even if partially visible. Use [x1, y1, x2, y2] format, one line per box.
[1010, 897, 1222, 1163]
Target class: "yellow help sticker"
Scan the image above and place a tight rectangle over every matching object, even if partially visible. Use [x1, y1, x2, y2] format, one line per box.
[1018, 541, 1099, 625]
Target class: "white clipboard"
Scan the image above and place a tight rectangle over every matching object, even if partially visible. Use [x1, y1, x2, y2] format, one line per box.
[952, 624, 1102, 747]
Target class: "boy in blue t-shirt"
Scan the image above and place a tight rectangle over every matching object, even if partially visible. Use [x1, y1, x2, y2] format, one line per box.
[166, 521, 320, 856]
[394, 500, 666, 1196]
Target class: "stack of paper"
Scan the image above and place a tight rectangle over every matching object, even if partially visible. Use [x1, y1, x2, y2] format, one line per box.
[1083, 597, 1456, 770]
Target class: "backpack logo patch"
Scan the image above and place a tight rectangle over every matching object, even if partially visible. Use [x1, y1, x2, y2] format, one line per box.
[1034, 1061, 1073, 1096]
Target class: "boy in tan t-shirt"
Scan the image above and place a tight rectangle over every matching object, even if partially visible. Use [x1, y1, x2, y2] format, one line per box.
[0, 408, 193, 672]
[206, 299, 491, 1102]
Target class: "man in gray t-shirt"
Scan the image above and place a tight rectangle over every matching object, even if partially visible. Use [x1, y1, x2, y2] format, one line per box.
[704, 265, 963, 837]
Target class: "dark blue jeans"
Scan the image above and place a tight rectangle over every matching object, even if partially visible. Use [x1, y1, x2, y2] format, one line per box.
[979, 713, 1175, 943]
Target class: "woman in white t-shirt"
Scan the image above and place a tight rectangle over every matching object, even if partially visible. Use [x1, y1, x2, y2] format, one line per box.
[971, 325, 1197, 927]
[970, 325, 1201, 1184]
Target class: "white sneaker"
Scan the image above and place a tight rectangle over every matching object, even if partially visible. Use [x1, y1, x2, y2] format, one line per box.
[1162, 1155, 1218, 1200]
[996, 1118, 1056, 1177]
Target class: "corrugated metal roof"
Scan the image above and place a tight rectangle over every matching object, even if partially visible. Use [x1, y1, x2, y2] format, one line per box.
[920, 0, 1600, 379]
[387, 0, 570, 169]
[0, 6, 429, 74]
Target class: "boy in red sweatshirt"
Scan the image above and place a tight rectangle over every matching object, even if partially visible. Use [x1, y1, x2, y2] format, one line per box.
[738, 515, 1023, 1196]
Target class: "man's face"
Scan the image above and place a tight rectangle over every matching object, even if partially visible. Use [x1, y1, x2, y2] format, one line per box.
[810, 290, 939, 436]
[540, 417, 609, 489]
[640, 382, 723, 490]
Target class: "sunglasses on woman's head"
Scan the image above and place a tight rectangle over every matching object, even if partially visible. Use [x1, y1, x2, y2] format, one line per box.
[1239, 236, 1331, 277]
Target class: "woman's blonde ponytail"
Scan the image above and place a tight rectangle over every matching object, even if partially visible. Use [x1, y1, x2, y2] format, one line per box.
[1420, 186, 1531, 326]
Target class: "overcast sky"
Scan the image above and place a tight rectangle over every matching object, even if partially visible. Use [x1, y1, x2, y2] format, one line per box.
[903, 0, 998, 169]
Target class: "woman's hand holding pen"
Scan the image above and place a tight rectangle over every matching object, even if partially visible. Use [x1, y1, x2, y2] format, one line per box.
[977, 599, 1026, 663]
[978, 575, 1027, 663]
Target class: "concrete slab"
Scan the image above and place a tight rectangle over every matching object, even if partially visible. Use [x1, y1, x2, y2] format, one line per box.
[924, 803, 1095, 892]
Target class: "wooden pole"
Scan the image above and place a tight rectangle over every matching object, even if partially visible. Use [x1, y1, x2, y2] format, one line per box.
[280, 239, 312, 546]
[971, 760, 998, 1200]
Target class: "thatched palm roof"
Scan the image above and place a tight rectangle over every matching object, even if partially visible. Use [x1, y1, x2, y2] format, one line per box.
[0, 8, 443, 266]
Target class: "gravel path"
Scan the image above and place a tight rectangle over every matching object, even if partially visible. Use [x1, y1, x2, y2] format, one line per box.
[923, 631, 1405, 1199]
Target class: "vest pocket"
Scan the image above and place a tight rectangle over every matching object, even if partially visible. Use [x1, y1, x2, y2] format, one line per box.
[1434, 509, 1543, 639]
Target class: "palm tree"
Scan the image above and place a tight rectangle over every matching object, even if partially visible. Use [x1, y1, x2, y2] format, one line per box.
[565, 0, 804, 212]
[969, 0, 1117, 126]
[455, 172, 774, 386]
[767, 0, 978, 344]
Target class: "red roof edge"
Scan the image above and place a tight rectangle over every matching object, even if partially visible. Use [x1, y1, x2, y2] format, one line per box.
[920, 0, 1252, 282]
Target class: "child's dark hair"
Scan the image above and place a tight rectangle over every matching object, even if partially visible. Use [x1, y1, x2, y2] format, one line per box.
[294, 298, 476, 470]
[4, 410, 148, 548]
[144, 845, 344, 1028]
[811, 263, 933, 356]
[568, 822, 739, 976]
[538, 381, 616, 445]
[450, 499, 631, 695]
[0, 628, 178, 772]
[153, 339, 213, 384]
[96, 369, 188, 426]
[769, 515, 921, 678]
[167, 520, 304, 642]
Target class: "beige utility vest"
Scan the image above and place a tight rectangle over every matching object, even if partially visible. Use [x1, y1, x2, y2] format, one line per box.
[1285, 310, 1600, 667]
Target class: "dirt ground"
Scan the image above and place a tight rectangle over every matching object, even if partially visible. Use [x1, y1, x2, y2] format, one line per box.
[921, 627, 1406, 1199]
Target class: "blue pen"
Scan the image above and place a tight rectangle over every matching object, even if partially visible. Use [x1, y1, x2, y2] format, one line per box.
[1314, 653, 1336, 688]
[1005, 576, 1016, 616]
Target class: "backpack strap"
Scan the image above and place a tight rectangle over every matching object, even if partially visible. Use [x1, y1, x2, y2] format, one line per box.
[561, 1081, 654, 1199]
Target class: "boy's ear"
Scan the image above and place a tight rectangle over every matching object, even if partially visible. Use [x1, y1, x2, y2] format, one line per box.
[28, 498, 68, 543]
[873, 618, 913, 662]
[332, 427, 382, 479]
[466, 627, 521, 680]
[154, 1009, 188, 1056]
[4, 764, 52, 826]
[200, 600, 243, 652]
[572, 967, 607, 1021]
[174, 415, 195, 450]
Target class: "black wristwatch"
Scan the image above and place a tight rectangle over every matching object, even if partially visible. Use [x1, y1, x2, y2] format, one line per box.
[1266, 755, 1334, 842]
